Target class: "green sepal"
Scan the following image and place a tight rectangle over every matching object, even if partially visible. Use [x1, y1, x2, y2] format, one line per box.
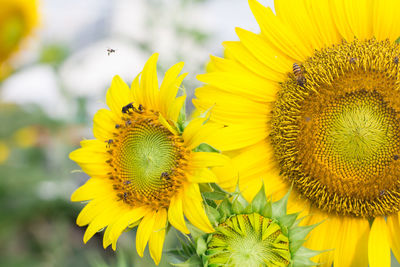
[278, 212, 300, 229]
[291, 246, 320, 267]
[260, 198, 272, 218]
[196, 237, 207, 256]
[194, 143, 220, 153]
[396, 36, 400, 44]
[232, 198, 245, 214]
[176, 94, 187, 134]
[251, 185, 267, 214]
[218, 199, 232, 221]
[289, 223, 320, 254]
[203, 191, 228, 200]
[205, 205, 221, 226]
[172, 255, 203, 267]
[271, 187, 291, 218]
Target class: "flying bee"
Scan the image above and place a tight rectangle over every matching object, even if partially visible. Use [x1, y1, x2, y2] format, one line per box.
[122, 102, 134, 113]
[105, 139, 113, 147]
[107, 48, 116, 56]
[293, 63, 306, 87]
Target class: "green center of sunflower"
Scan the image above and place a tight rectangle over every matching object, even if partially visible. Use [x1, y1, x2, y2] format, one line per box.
[206, 213, 291, 267]
[106, 105, 188, 209]
[270, 38, 400, 217]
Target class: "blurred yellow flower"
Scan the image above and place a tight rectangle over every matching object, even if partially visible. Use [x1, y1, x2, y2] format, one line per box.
[0, 141, 10, 164]
[14, 126, 38, 148]
[0, 0, 38, 73]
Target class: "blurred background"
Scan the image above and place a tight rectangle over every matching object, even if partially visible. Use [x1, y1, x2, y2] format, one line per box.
[0, 0, 275, 266]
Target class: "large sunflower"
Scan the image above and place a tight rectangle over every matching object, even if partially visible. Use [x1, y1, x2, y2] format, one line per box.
[194, 1, 400, 266]
[70, 54, 227, 265]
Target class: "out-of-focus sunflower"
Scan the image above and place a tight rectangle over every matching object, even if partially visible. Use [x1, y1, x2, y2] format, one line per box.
[0, 0, 38, 78]
[70, 54, 228, 265]
[194, 0, 400, 266]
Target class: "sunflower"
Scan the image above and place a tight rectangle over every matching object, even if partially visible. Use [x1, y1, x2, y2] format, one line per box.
[70, 54, 228, 265]
[194, 0, 400, 266]
[171, 187, 320, 267]
[0, 0, 38, 64]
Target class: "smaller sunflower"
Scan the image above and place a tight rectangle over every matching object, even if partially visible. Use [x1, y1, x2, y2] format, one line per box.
[70, 54, 228, 265]
[171, 187, 320, 267]
[0, 0, 38, 63]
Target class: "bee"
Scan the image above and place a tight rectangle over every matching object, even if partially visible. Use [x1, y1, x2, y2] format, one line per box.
[293, 63, 306, 87]
[122, 102, 134, 113]
[394, 154, 399, 160]
[349, 57, 357, 64]
[105, 139, 113, 147]
[125, 119, 132, 127]
[107, 48, 116, 56]
[380, 190, 387, 197]
[138, 104, 143, 112]
[124, 180, 131, 185]
[161, 172, 170, 180]
[394, 57, 399, 64]
[115, 124, 121, 129]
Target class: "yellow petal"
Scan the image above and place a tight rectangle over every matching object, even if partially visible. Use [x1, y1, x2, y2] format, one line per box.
[71, 178, 110, 202]
[106, 75, 132, 116]
[106, 206, 149, 250]
[167, 94, 186, 122]
[139, 53, 159, 110]
[182, 183, 214, 233]
[205, 124, 267, 152]
[83, 204, 121, 244]
[76, 195, 115, 226]
[334, 216, 369, 267]
[159, 62, 186, 117]
[197, 71, 276, 103]
[190, 152, 230, 168]
[183, 117, 224, 150]
[136, 211, 157, 257]
[93, 109, 118, 141]
[387, 213, 400, 262]
[234, 28, 293, 75]
[221, 42, 286, 81]
[369, 216, 391, 267]
[168, 190, 189, 234]
[149, 208, 168, 265]
[248, 0, 312, 61]
[187, 168, 217, 184]
[373, 0, 400, 42]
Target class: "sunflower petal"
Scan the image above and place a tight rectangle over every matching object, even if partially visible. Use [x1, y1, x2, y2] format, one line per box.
[136, 211, 157, 257]
[368, 216, 390, 267]
[149, 208, 168, 265]
[168, 190, 189, 234]
[106, 75, 132, 116]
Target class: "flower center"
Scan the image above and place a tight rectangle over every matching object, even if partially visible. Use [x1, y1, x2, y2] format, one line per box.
[206, 213, 291, 267]
[106, 105, 188, 209]
[270, 39, 400, 217]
